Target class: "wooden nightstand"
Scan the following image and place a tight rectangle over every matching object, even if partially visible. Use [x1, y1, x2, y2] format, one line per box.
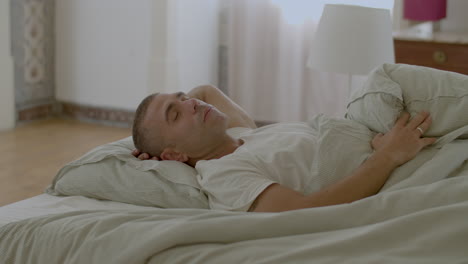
[394, 31, 468, 75]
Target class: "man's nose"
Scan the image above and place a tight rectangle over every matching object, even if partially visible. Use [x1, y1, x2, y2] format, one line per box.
[181, 98, 198, 113]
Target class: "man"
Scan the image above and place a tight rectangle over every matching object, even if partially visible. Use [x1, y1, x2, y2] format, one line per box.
[132, 85, 436, 213]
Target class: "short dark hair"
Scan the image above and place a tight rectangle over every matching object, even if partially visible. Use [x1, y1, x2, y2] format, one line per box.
[132, 93, 158, 156]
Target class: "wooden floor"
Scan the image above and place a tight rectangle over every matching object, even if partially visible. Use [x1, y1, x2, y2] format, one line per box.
[0, 119, 131, 206]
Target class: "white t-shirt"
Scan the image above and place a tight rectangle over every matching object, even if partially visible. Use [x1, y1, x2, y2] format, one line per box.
[196, 122, 319, 212]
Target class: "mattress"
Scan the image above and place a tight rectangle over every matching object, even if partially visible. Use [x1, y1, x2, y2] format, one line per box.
[0, 194, 148, 227]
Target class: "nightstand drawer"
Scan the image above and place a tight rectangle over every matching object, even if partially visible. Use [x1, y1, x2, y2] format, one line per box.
[394, 39, 468, 75]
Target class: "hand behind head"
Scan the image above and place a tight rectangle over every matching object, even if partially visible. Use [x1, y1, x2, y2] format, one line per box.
[132, 149, 160, 161]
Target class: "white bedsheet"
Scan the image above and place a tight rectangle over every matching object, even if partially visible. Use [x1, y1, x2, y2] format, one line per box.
[1, 175, 468, 264]
[0, 194, 149, 227]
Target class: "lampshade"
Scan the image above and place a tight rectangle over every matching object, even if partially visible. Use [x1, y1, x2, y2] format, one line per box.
[307, 4, 394, 75]
[404, 0, 447, 21]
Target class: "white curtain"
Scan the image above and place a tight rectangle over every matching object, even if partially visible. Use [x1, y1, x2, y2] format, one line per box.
[226, 0, 393, 123]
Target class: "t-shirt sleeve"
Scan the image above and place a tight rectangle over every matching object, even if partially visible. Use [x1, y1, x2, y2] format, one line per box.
[196, 155, 275, 212]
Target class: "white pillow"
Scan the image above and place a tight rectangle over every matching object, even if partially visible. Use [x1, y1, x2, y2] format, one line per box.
[46, 128, 251, 208]
[346, 63, 468, 142]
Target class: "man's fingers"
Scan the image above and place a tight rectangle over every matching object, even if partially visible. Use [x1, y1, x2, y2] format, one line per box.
[418, 115, 432, 133]
[408, 111, 430, 130]
[422, 137, 437, 147]
[138, 153, 150, 160]
[135, 152, 159, 161]
[372, 133, 384, 143]
[395, 112, 410, 127]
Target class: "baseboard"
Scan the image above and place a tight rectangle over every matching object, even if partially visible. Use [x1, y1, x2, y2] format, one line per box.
[18, 103, 57, 122]
[59, 102, 134, 128]
[17, 101, 135, 128]
[18, 102, 274, 129]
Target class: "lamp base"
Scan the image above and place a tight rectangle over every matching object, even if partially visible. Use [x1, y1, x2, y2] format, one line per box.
[406, 21, 442, 38]
[348, 74, 353, 99]
[348, 74, 368, 99]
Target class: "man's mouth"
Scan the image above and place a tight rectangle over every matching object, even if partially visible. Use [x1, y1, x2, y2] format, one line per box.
[204, 107, 212, 121]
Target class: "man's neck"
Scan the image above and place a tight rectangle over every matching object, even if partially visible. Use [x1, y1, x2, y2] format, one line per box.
[188, 136, 243, 167]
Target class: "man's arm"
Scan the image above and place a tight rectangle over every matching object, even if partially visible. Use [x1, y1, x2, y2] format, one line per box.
[249, 151, 398, 212]
[249, 112, 436, 213]
[187, 85, 257, 129]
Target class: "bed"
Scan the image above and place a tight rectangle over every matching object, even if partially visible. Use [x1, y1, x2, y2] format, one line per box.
[1, 63, 468, 263]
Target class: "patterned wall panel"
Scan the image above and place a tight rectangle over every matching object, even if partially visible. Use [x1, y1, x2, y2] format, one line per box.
[11, 0, 55, 120]
[23, 0, 46, 84]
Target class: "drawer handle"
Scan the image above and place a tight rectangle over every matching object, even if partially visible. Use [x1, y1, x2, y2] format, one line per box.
[433, 50, 447, 64]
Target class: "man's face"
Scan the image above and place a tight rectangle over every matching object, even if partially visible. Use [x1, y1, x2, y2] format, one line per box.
[143, 92, 229, 158]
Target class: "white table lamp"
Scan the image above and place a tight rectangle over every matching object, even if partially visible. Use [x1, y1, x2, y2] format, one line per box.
[307, 4, 395, 93]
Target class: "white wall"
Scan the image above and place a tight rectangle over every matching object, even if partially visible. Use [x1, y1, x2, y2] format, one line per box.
[174, 0, 219, 92]
[441, 0, 468, 32]
[0, 0, 15, 130]
[56, 0, 153, 110]
[147, 0, 219, 94]
[56, 0, 219, 110]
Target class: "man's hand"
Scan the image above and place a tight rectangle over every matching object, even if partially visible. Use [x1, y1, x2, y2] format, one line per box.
[371, 111, 436, 166]
[188, 85, 257, 129]
[132, 149, 160, 160]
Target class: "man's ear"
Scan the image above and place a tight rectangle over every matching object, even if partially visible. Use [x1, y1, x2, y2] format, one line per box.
[160, 148, 189, 162]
